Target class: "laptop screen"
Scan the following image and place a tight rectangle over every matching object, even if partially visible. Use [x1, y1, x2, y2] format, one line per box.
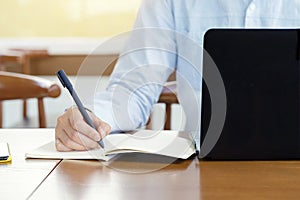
[200, 29, 300, 160]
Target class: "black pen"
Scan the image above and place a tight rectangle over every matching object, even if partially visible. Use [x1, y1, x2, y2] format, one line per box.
[56, 69, 104, 148]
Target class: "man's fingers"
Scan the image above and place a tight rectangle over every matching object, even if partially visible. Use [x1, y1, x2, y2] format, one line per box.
[67, 108, 101, 141]
[57, 117, 100, 151]
[55, 125, 87, 151]
[63, 118, 100, 150]
[55, 106, 112, 151]
[60, 130, 87, 150]
[92, 116, 111, 138]
[56, 127, 100, 151]
[55, 138, 73, 152]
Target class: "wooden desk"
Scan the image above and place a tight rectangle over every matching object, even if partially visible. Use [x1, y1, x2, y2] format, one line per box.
[0, 129, 60, 199]
[30, 156, 200, 200]
[199, 161, 300, 199]
[1, 129, 300, 200]
[29, 159, 300, 200]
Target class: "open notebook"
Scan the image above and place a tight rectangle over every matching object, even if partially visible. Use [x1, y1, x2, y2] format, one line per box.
[25, 130, 196, 161]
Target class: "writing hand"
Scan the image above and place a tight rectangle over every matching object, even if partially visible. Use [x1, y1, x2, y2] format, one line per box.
[55, 107, 111, 151]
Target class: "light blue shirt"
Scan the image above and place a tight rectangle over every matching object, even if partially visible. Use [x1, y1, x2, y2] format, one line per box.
[91, 0, 300, 150]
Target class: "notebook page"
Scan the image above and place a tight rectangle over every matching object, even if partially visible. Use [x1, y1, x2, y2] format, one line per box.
[103, 130, 195, 159]
[25, 141, 112, 161]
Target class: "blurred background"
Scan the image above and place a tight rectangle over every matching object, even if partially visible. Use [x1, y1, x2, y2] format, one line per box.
[0, 0, 183, 130]
[0, 0, 141, 37]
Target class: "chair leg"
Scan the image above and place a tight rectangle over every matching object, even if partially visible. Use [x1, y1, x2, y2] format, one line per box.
[0, 101, 3, 128]
[146, 103, 172, 130]
[164, 103, 172, 130]
[146, 117, 151, 129]
[38, 98, 46, 128]
[23, 100, 27, 119]
[21, 55, 31, 119]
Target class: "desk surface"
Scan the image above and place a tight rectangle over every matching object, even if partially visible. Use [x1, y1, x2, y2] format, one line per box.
[30, 159, 300, 200]
[1, 129, 300, 200]
[0, 129, 60, 199]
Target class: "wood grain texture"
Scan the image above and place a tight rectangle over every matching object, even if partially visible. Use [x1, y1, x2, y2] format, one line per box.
[32, 156, 300, 200]
[31, 155, 200, 200]
[0, 129, 60, 199]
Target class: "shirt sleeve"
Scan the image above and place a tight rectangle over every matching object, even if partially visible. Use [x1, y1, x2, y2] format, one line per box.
[91, 0, 177, 131]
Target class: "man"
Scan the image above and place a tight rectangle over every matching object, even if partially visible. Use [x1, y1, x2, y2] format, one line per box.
[55, 0, 300, 151]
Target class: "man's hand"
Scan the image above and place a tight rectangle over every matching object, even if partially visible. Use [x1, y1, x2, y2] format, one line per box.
[55, 107, 111, 151]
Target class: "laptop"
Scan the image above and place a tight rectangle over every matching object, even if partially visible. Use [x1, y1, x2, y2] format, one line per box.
[200, 29, 300, 160]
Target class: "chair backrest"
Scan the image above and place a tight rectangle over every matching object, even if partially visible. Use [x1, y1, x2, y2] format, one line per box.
[0, 71, 61, 127]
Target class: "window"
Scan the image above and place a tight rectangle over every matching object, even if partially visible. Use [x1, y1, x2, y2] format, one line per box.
[0, 0, 142, 37]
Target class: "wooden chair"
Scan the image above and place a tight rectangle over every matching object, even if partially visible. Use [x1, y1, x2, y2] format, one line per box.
[158, 81, 178, 130]
[0, 49, 49, 119]
[147, 70, 179, 130]
[147, 81, 179, 130]
[0, 71, 61, 128]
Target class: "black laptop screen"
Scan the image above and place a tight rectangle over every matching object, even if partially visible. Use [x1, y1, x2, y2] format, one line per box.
[201, 29, 300, 160]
